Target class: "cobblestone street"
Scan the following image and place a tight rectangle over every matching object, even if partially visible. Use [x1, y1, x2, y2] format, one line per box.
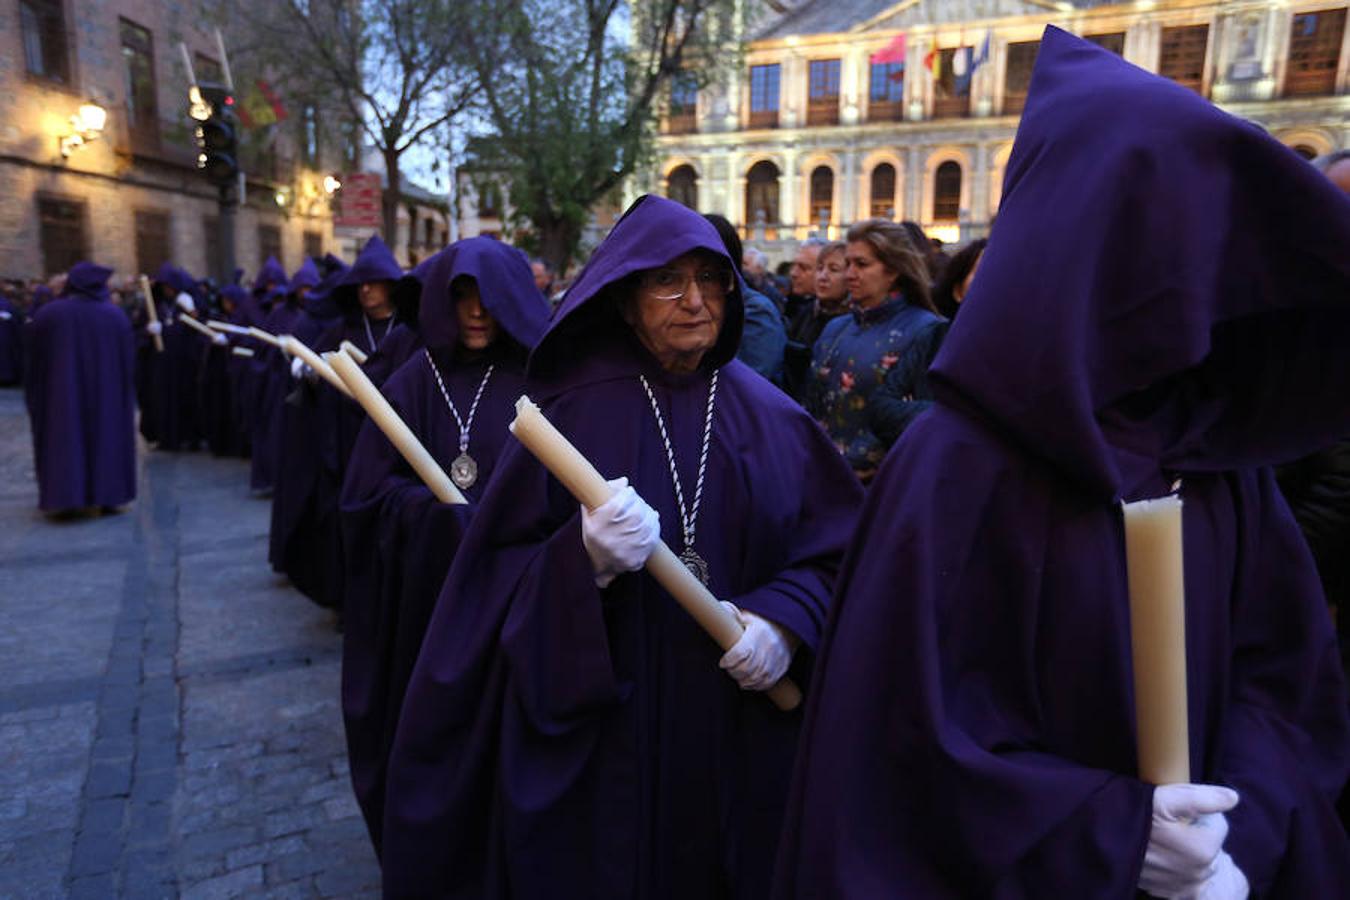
[0, 387, 380, 898]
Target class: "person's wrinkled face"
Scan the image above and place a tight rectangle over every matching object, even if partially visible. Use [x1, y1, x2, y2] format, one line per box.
[624, 251, 729, 372]
[791, 245, 821, 296]
[359, 281, 393, 316]
[815, 248, 847, 304]
[453, 277, 498, 350]
[845, 240, 898, 309]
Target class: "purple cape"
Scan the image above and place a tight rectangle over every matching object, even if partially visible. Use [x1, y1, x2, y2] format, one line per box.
[0, 293, 24, 385]
[248, 299, 323, 491]
[332, 235, 404, 317]
[774, 28, 1350, 898]
[136, 273, 208, 451]
[254, 255, 287, 296]
[23, 262, 136, 511]
[304, 254, 350, 322]
[267, 313, 421, 609]
[339, 236, 549, 854]
[382, 195, 861, 896]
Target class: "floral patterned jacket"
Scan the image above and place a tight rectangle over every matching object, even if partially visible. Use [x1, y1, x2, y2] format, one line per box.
[804, 294, 943, 474]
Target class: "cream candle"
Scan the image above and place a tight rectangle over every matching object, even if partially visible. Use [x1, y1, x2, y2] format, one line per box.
[509, 396, 802, 712]
[1123, 494, 1190, 785]
[138, 275, 164, 352]
[327, 350, 467, 505]
[339, 340, 369, 365]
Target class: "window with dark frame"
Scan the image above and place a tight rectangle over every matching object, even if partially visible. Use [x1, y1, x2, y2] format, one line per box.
[120, 18, 160, 147]
[870, 164, 897, 220]
[257, 225, 282, 271]
[37, 195, 88, 276]
[933, 161, 962, 222]
[423, 218, 436, 248]
[20, 0, 70, 84]
[1286, 8, 1346, 97]
[809, 166, 834, 226]
[1158, 25, 1209, 94]
[1085, 32, 1126, 55]
[478, 183, 501, 218]
[1003, 41, 1040, 115]
[666, 165, 698, 210]
[303, 230, 323, 259]
[666, 73, 698, 134]
[134, 210, 172, 277]
[807, 59, 841, 126]
[933, 47, 972, 118]
[869, 61, 904, 121]
[748, 64, 780, 129]
[745, 160, 780, 226]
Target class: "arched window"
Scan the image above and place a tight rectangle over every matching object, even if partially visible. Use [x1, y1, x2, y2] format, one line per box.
[933, 160, 962, 222]
[810, 166, 833, 229]
[666, 165, 698, 210]
[870, 163, 896, 219]
[745, 161, 780, 227]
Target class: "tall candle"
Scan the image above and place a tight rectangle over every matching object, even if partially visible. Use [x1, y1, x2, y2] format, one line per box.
[246, 325, 284, 349]
[327, 350, 466, 505]
[280, 340, 352, 398]
[1123, 494, 1190, 785]
[339, 340, 369, 365]
[509, 396, 802, 712]
[177, 314, 217, 340]
[231, 346, 254, 358]
[207, 319, 249, 335]
[138, 276, 164, 352]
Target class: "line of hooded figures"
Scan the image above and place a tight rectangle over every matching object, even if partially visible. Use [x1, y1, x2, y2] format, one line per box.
[12, 32, 1350, 899]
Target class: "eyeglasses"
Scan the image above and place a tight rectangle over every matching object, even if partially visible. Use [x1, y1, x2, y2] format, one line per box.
[639, 266, 734, 302]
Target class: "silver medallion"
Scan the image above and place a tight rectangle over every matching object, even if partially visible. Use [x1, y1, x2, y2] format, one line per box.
[679, 547, 710, 586]
[450, 452, 478, 489]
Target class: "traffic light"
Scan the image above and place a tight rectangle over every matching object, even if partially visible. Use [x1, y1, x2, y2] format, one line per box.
[190, 83, 239, 185]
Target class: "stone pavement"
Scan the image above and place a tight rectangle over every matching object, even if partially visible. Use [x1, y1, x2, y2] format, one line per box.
[0, 387, 381, 898]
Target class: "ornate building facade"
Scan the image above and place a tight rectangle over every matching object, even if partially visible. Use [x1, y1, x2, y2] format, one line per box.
[643, 0, 1349, 260]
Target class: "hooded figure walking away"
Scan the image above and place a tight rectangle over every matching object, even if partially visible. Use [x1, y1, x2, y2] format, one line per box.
[24, 262, 136, 514]
[339, 236, 549, 856]
[774, 28, 1350, 900]
[382, 196, 861, 898]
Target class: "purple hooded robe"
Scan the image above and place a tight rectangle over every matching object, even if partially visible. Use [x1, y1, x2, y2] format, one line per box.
[0, 290, 23, 385]
[269, 235, 420, 610]
[136, 264, 207, 451]
[773, 28, 1350, 899]
[381, 195, 862, 897]
[249, 258, 323, 491]
[339, 236, 549, 855]
[23, 262, 136, 511]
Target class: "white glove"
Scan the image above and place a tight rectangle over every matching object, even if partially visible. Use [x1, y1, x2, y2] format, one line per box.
[1140, 784, 1242, 899]
[1195, 852, 1248, 900]
[0, 311, 12, 320]
[146, 321, 163, 336]
[175, 292, 196, 314]
[289, 356, 309, 380]
[581, 477, 659, 587]
[212, 332, 228, 346]
[718, 604, 794, 691]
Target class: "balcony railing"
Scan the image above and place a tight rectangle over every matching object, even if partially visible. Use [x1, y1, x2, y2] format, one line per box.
[747, 109, 779, 129]
[807, 100, 839, 126]
[664, 111, 697, 134]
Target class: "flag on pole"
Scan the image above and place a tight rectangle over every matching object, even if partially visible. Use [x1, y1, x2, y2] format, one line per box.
[924, 47, 940, 80]
[971, 31, 992, 72]
[871, 33, 907, 66]
[238, 79, 288, 129]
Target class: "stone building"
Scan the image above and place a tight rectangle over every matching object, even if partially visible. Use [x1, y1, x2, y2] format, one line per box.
[0, 0, 448, 282]
[642, 0, 1349, 262]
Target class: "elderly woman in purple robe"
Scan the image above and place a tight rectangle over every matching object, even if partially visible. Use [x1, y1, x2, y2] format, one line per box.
[381, 195, 862, 897]
[776, 28, 1350, 899]
[338, 236, 548, 856]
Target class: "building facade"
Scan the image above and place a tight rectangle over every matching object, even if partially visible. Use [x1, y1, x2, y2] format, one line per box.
[643, 0, 1349, 261]
[0, 0, 450, 283]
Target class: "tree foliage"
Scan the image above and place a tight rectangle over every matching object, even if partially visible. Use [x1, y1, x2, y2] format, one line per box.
[219, 0, 477, 244]
[460, 0, 742, 270]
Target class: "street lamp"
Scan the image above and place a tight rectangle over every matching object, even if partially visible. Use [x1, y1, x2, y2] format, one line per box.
[59, 102, 108, 158]
[323, 175, 342, 195]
